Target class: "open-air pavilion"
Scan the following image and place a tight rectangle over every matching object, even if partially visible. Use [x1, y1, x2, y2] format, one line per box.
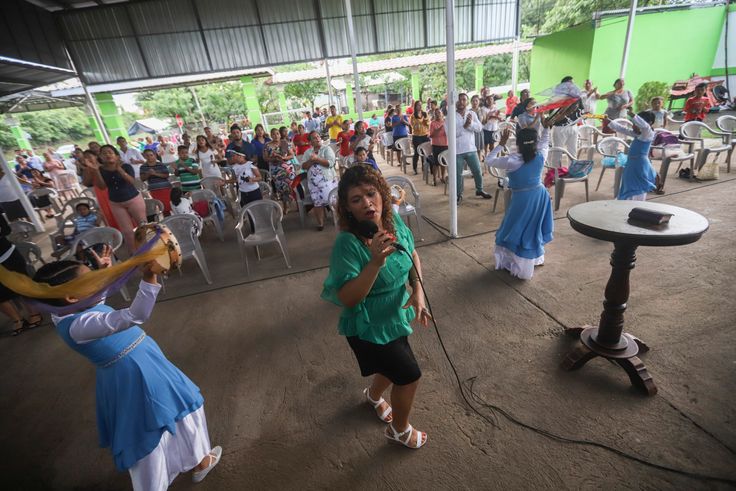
[0, 0, 735, 490]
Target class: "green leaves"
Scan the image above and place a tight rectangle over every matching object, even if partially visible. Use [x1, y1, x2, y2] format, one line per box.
[635, 81, 670, 112]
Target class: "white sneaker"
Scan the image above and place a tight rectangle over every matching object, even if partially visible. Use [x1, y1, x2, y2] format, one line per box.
[192, 446, 222, 483]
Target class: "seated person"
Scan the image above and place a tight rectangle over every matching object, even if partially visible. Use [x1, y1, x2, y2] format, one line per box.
[353, 147, 380, 172]
[170, 187, 201, 235]
[54, 202, 101, 250]
[174, 146, 201, 192]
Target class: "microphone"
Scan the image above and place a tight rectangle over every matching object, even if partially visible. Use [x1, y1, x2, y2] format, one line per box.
[356, 220, 407, 253]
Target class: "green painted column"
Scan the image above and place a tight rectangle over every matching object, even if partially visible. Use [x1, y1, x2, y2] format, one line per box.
[8, 123, 32, 150]
[240, 76, 262, 125]
[87, 115, 105, 143]
[345, 82, 355, 116]
[474, 62, 484, 93]
[278, 91, 288, 114]
[411, 70, 421, 101]
[94, 93, 127, 140]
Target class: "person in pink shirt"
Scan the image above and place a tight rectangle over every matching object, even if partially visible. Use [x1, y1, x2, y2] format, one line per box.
[429, 108, 448, 186]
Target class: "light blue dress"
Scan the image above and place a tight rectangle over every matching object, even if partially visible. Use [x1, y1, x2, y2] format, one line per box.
[618, 137, 656, 200]
[55, 304, 204, 471]
[495, 153, 554, 259]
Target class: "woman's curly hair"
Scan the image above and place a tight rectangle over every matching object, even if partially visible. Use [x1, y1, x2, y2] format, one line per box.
[337, 165, 395, 237]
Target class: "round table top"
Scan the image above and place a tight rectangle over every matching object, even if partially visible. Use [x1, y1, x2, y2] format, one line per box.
[567, 200, 709, 246]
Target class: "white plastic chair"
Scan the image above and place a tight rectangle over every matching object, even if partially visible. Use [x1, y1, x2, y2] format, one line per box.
[80, 187, 97, 200]
[578, 125, 604, 147]
[680, 121, 732, 170]
[327, 187, 339, 230]
[15, 241, 45, 275]
[545, 147, 590, 211]
[28, 188, 61, 222]
[53, 196, 103, 245]
[610, 118, 634, 142]
[416, 141, 433, 184]
[235, 200, 291, 275]
[162, 214, 212, 284]
[295, 177, 314, 228]
[133, 179, 151, 199]
[596, 137, 630, 196]
[65, 227, 130, 301]
[144, 198, 164, 223]
[438, 150, 450, 195]
[189, 189, 225, 242]
[200, 176, 225, 195]
[385, 175, 423, 241]
[394, 137, 413, 174]
[8, 220, 36, 243]
[485, 145, 512, 213]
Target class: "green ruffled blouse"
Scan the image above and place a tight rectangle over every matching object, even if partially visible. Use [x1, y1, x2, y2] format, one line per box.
[321, 213, 416, 345]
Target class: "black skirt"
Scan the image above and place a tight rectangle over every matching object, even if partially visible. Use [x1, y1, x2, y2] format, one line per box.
[346, 335, 421, 386]
[0, 248, 29, 302]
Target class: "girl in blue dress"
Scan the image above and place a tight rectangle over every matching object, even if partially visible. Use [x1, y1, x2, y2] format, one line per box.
[31, 250, 222, 490]
[605, 111, 657, 201]
[485, 120, 554, 280]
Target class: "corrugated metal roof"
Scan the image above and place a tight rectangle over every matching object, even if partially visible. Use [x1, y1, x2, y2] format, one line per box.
[53, 0, 519, 85]
[270, 42, 532, 84]
[50, 67, 273, 96]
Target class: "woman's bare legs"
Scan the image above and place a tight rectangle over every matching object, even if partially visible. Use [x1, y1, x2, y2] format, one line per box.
[388, 380, 423, 446]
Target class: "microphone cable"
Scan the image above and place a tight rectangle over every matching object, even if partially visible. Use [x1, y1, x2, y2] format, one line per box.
[400, 249, 736, 486]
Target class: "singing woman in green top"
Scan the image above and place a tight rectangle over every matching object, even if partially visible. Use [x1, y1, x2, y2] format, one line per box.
[322, 165, 431, 449]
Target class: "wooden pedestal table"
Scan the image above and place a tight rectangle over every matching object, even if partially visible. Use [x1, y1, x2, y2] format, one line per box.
[563, 200, 708, 395]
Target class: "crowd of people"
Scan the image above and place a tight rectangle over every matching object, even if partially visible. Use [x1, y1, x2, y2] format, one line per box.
[0, 74, 721, 491]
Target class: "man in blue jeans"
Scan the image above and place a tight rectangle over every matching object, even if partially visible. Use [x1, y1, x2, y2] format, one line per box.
[446, 93, 492, 204]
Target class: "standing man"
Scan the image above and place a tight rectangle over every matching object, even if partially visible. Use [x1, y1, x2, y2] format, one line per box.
[116, 136, 145, 179]
[446, 93, 492, 205]
[325, 105, 343, 143]
[225, 124, 256, 165]
[24, 149, 44, 171]
[303, 111, 321, 135]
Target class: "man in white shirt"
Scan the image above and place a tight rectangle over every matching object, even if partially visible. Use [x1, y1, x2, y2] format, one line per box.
[116, 136, 145, 178]
[446, 93, 492, 204]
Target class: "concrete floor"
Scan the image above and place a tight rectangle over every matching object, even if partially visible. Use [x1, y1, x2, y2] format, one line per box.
[1, 140, 735, 490]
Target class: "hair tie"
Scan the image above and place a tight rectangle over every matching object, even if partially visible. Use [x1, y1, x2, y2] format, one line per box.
[521, 140, 536, 145]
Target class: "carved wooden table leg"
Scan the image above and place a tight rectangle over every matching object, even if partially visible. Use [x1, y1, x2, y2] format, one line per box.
[561, 242, 656, 395]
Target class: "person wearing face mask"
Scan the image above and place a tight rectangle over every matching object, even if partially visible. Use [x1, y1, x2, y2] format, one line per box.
[322, 165, 432, 450]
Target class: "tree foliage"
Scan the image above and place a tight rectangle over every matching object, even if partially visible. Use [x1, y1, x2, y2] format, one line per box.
[539, 0, 667, 35]
[12, 108, 93, 146]
[284, 79, 328, 109]
[635, 81, 670, 112]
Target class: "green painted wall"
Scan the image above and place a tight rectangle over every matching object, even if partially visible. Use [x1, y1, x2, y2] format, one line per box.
[94, 93, 127, 140]
[474, 63, 484, 93]
[9, 124, 32, 150]
[529, 24, 595, 100]
[240, 76, 262, 125]
[87, 115, 105, 142]
[530, 5, 728, 111]
[588, 6, 726, 111]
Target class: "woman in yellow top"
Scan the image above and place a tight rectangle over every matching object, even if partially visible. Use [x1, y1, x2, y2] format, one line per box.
[325, 105, 344, 142]
[410, 100, 430, 175]
[322, 166, 432, 449]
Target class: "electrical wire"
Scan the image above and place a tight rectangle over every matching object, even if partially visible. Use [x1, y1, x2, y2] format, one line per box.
[402, 251, 736, 486]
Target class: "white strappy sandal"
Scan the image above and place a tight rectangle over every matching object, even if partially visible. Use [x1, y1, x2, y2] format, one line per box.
[192, 446, 222, 483]
[385, 423, 427, 449]
[363, 387, 393, 423]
